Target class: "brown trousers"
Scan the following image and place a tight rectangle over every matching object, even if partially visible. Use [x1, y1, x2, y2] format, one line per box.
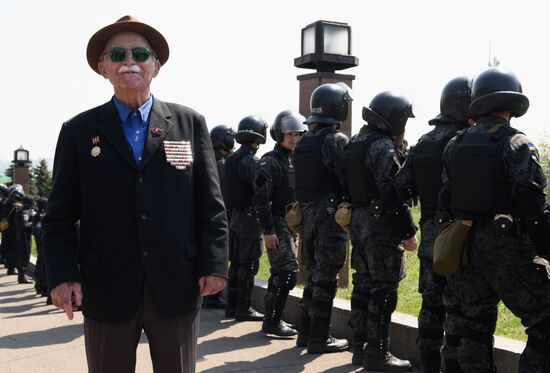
[84, 283, 199, 373]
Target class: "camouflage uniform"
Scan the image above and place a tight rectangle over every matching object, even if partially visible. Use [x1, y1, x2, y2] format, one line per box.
[14, 203, 34, 281]
[3, 199, 21, 273]
[294, 126, 349, 348]
[441, 116, 550, 372]
[252, 144, 299, 329]
[33, 204, 49, 296]
[225, 144, 263, 317]
[345, 126, 416, 365]
[396, 123, 467, 370]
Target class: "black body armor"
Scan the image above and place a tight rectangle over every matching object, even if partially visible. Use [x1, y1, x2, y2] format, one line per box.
[224, 147, 255, 209]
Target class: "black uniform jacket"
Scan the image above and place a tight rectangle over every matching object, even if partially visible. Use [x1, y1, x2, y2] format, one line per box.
[42, 97, 228, 322]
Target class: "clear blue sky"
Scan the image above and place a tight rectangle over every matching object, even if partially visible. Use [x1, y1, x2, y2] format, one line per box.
[1, 0, 549, 165]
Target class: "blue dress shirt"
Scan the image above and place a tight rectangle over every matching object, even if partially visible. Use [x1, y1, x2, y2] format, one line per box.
[113, 96, 153, 166]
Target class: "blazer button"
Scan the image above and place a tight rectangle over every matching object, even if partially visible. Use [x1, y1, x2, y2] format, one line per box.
[142, 251, 148, 257]
[138, 176, 144, 183]
[140, 213, 148, 220]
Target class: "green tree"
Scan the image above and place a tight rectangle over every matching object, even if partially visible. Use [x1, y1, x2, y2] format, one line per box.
[4, 164, 13, 185]
[31, 159, 52, 197]
[535, 134, 550, 202]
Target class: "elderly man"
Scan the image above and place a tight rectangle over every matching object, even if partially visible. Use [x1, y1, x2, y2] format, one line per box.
[42, 16, 228, 373]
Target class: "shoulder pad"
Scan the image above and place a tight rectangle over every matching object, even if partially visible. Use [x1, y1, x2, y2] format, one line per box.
[510, 133, 536, 151]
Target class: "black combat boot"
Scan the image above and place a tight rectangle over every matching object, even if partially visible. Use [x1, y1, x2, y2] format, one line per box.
[225, 286, 237, 317]
[420, 351, 442, 373]
[262, 273, 298, 337]
[306, 317, 349, 354]
[296, 309, 310, 347]
[234, 273, 263, 321]
[7, 267, 16, 275]
[17, 268, 33, 284]
[351, 333, 367, 365]
[363, 338, 412, 372]
[203, 292, 228, 309]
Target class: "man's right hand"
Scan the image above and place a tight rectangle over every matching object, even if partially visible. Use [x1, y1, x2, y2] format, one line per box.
[50, 281, 82, 320]
[263, 233, 279, 250]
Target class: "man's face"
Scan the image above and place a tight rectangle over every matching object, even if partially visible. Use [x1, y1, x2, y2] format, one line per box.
[98, 32, 160, 95]
[281, 132, 302, 151]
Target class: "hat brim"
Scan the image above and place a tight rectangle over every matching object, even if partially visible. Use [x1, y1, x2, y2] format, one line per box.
[469, 92, 529, 119]
[87, 18, 169, 74]
[428, 113, 456, 126]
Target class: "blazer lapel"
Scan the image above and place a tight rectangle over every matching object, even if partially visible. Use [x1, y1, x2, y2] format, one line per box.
[96, 101, 137, 170]
[140, 98, 173, 169]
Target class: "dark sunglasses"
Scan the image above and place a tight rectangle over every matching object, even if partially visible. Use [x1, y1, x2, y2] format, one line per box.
[102, 47, 155, 62]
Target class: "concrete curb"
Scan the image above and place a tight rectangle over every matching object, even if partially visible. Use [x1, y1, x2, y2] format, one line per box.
[252, 279, 525, 373]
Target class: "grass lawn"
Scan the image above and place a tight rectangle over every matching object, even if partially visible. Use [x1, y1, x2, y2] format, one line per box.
[257, 206, 528, 341]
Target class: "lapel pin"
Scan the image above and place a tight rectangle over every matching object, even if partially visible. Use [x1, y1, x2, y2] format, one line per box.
[151, 127, 164, 136]
[91, 146, 101, 157]
[92, 136, 100, 145]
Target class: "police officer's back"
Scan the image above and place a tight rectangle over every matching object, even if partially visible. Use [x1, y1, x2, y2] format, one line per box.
[441, 67, 550, 372]
[344, 92, 417, 371]
[396, 76, 472, 373]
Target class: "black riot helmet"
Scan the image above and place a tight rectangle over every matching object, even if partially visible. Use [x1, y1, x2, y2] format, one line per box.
[22, 195, 35, 209]
[429, 76, 472, 125]
[36, 196, 48, 210]
[270, 110, 308, 143]
[362, 91, 415, 136]
[234, 115, 268, 145]
[8, 184, 24, 201]
[210, 124, 236, 152]
[304, 83, 353, 125]
[0, 183, 8, 198]
[468, 67, 529, 119]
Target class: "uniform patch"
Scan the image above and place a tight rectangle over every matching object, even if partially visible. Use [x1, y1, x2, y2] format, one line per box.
[164, 140, 193, 170]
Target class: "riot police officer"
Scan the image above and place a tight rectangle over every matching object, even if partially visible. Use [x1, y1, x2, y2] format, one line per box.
[224, 115, 268, 321]
[33, 196, 50, 300]
[252, 110, 307, 337]
[203, 124, 236, 309]
[0, 183, 10, 266]
[440, 67, 550, 372]
[344, 91, 417, 371]
[4, 185, 24, 276]
[293, 83, 350, 354]
[15, 194, 35, 284]
[396, 76, 472, 372]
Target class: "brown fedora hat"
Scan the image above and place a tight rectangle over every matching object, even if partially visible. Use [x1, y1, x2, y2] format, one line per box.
[86, 15, 169, 74]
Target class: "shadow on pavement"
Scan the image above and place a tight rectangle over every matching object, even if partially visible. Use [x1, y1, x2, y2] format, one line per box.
[0, 323, 83, 349]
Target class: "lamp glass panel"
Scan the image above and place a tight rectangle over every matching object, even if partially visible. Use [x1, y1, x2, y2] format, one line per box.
[323, 24, 349, 55]
[16, 150, 28, 161]
[302, 25, 316, 55]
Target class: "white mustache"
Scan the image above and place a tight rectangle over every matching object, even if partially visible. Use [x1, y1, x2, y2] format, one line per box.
[118, 65, 141, 74]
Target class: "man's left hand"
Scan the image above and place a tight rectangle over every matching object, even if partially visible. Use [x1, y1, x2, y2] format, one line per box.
[198, 275, 227, 296]
[403, 235, 418, 252]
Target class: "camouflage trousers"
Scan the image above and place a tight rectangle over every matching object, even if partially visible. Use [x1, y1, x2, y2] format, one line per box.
[417, 218, 464, 362]
[349, 206, 406, 343]
[456, 219, 550, 373]
[266, 216, 298, 274]
[227, 208, 263, 311]
[299, 196, 348, 321]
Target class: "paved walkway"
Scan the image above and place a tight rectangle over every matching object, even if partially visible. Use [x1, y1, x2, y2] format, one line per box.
[0, 267, 363, 373]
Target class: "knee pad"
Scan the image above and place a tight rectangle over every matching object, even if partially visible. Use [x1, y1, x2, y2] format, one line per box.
[371, 289, 398, 315]
[351, 291, 370, 311]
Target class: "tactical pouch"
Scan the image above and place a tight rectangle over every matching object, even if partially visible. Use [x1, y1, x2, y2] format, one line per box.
[0, 218, 8, 232]
[285, 202, 303, 235]
[433, 219, 472, 276]
[0, 206, 15, 232]
[335, 202, 352, 233]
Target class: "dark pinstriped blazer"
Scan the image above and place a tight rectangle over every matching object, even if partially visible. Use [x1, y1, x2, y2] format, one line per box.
[43, 97, 228, 322]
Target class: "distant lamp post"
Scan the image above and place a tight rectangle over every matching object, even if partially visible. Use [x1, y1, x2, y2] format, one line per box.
[295, 20, 359, 289]
[12, 146, 31, 194]
[295, 20, 358, 73]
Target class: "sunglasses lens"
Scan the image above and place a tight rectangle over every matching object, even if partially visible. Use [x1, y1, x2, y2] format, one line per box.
[131, 47, 150, 62]
[108, 47, 127, 62]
